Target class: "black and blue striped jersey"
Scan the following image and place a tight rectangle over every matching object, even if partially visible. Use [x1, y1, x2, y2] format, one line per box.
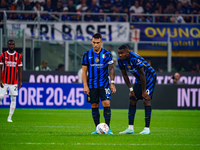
[82, 48, 113, 88]
[118, 52, 156, 84]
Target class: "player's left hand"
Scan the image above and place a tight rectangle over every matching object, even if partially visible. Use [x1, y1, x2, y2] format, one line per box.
[0, 80, 4, 88]
[110, 83, 116, 93]
[19, 82, 22, 88]
[142, 91, 151, 100]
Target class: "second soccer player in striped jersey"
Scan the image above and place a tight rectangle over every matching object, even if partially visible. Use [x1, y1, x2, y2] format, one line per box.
[118, 45, 156, 135]
[82, 33, 116, 134]
[0, 40, 23, 122]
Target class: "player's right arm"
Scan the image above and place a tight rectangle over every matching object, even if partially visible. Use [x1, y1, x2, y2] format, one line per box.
[0, 53, 4, 88]
[121, 69, 137, 100]
[82, 65, 90, 95]
[0, 65, 3, 88]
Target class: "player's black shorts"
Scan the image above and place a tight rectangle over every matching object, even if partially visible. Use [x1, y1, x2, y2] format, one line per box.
[130, 75, 156, 101]
[87, 86, 111, 103]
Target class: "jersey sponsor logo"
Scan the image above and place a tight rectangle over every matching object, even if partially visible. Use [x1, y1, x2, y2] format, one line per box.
[5, 61, 17, 67]
[90, 64, 104, 67]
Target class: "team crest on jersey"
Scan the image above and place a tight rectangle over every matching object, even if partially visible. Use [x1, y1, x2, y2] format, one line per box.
[128, 65, 131, 69]
[102, 54, 105, 58]
[95, 58, 99, 63]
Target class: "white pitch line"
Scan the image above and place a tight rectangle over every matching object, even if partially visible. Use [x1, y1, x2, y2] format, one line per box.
[1, 143, 199, 146]
[35, 126, 76, 128]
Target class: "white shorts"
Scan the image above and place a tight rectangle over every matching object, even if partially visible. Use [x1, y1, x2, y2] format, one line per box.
[0, 84, 18, 96]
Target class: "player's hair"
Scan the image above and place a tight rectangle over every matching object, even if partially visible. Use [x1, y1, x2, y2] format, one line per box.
[118, 45, 129, 51]
[92, 33, 102, 39]
[7, 39, 15, 44]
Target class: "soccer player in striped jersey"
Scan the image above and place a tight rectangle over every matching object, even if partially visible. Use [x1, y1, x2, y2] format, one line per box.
[118, 45, 156, 135]
[82, 33, 116, 134]
[0, 40, 23, 122]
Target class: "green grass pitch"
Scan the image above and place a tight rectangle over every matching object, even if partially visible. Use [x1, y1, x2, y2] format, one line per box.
[0, 109, 199, 150]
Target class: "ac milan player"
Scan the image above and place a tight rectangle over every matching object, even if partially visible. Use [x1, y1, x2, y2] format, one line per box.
[0, 40, 22, 122]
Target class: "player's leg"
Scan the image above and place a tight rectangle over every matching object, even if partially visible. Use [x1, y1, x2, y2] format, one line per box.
[119, 99, 137, 134]
[139, 100, 151, 134]
[102, 100, 113, 135]
[88, 88, 100, 134]
[101, 86, 113, 134]
[91, 103, 100, 127]
[128, 100, 138, 130]
[91, 102, 100, 134]
[7, 95, 16, 122]
[140, 76, 156, 134]
[102, 100, 111, 127]
[0, 94, 4, 102]
[7, 84, 18, 122]
[120, 83, 141, 134]
[0, 84, 9, 121]
[0, 84, 7, 102]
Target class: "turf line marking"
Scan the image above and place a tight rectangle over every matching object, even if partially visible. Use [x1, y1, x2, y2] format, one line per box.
[35, 126, 76, 128]
[2, 143, 199, 146]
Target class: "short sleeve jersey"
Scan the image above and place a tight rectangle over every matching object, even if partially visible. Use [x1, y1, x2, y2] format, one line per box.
[0, 51, 22, 84]
[118, 52, 156, 84]
[82, 48, 113, 88]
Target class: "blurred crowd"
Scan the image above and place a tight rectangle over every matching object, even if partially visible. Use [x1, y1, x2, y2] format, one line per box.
[145, 57, 200, 73]
[0, 0, 200, 22]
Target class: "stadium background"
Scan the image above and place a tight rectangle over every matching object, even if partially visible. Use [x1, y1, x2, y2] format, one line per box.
[0, 1, 200, 150]
[0, 0, 200, 110]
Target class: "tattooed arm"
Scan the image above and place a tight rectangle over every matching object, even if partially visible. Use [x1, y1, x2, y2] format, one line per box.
[108, 63, 116, 93]
[109, 63, 115, 81]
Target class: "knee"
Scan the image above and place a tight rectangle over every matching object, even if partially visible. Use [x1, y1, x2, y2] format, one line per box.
[11, 96, 16, 102]
[91, 103, 99, 108]
[102, 101, 110, 107]
[143, 100, 151, 106]
[129, 100, 137, 105]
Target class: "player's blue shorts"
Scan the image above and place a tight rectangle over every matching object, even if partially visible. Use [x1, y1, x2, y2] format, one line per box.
[130, 75, 156, 101]
[87, 85, 111, 103]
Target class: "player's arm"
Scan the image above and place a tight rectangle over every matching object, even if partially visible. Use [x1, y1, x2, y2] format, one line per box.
[121, 69, 137, 99]
[18, 66, 22, 88]
[0, 53, 4, 88]
[0, 64, 3, 88]
[137, 67, 150, 100]
[121, 69, 131, 88]
[108, 63, 116, 93]
[82, 65, 90, 95]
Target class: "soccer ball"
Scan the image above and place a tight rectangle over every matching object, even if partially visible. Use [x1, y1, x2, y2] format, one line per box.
[96, 123, 109, 134]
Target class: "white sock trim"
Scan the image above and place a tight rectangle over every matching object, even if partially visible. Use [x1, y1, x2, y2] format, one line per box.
[128, 125, 134, 130]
